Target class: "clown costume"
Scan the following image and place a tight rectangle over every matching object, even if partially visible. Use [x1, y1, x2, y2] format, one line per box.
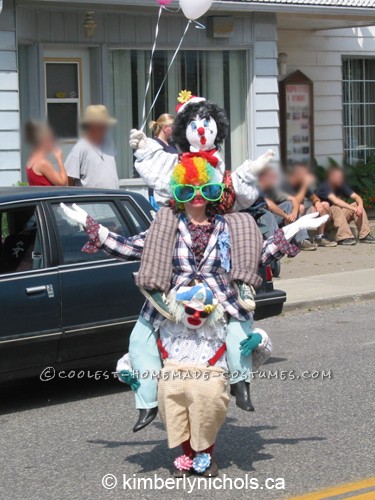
[60, 156, 328, 477]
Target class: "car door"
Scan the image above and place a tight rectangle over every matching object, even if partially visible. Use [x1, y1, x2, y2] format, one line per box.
[0, 203, 61, 376]
[48, 197, 146, 362]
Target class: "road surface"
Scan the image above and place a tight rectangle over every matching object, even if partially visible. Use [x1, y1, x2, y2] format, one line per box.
[1, 302, 375, 499]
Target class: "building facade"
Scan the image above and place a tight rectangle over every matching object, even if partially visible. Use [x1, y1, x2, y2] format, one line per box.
[0, 0, 374, 186]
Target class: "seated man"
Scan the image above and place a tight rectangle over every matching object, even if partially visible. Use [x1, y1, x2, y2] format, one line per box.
[258, 165, 317, 251]
[315, 165, 375, 246]
[286, 163, 336, 247]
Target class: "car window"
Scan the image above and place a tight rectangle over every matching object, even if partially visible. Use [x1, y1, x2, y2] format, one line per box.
[0, 206, 44, 275]
[52, 202, 132, 264]
[121, 199, 149, 233]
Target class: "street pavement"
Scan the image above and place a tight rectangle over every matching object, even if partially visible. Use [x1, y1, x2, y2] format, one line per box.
[1, 301, 375, 500]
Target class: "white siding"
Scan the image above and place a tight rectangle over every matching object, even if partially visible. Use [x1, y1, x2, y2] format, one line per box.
[0, 0, 20, 185]
[16, 6, 280, 163]
[279, 26, 375, 166]
[17, 7, 253, 46]
[253, 13, 280, 159]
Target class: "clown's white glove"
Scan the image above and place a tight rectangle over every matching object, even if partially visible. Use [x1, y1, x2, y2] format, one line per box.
[246, 149, 275, 177]
[129, 129, 148, 150]
[283, 212, 329, 242]
[60, 203, 88, 227]
[60, 203, 109, 243]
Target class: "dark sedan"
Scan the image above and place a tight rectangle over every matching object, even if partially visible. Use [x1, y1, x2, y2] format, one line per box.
[0, 187, 286, 381]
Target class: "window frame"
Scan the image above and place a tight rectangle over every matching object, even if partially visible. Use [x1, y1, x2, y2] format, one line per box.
[44, 58, 83, 142]
[118, 197, 150, 234]
[108, 47, 250, 179]
[0, 202, 50, 277]
[47, 197, 137, 267]
[343, 57, 375, 165]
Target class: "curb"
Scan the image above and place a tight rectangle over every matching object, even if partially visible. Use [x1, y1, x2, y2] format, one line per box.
[283, 290, 375, 312]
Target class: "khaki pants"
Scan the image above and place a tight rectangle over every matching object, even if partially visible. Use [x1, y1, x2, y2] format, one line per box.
[328, 203, 370, 242]
[158, 360, 229, 451]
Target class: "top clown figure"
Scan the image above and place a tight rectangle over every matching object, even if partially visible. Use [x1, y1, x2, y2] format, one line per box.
[130, 90, 274, 211]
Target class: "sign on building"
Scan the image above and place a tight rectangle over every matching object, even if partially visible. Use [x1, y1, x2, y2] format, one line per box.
[280, 70, 314, 167]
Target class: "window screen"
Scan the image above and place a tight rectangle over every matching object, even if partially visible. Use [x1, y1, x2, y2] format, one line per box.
[343, 58, 375, 164]
[46, 63, 79, 99]
[45, 61, 81, 140]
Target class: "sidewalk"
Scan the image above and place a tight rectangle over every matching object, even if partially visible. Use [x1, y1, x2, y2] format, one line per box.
[273, 221, 375, 310]
[277, 268, 375, 311]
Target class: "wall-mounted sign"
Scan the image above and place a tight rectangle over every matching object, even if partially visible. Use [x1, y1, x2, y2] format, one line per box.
[279, 70, 314, 167]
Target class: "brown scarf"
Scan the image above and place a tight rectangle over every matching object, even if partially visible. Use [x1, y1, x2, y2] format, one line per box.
[135, 208, 263, 292]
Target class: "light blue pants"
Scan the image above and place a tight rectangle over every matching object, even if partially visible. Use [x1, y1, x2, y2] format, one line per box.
[128, 316, 161, 409]
[226, 318, 254, 384]
[128, 315, 253, 409]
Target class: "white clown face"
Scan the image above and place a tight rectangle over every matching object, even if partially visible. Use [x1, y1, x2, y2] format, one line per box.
[186, 115, 218, 152]
[182, 300, 210, 330]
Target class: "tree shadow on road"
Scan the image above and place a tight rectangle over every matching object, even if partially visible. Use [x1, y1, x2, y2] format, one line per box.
[88, 417, 326, 474]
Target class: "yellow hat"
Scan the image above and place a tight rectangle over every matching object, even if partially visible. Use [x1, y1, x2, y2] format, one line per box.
[80, 105, 117, 126]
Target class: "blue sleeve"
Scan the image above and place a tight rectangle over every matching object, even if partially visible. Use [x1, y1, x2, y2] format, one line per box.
[340, 184, 355, 198]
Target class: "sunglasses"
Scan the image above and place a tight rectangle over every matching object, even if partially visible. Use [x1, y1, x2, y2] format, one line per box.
[173, 183, 225, 203]
[184, 305, 210, 318]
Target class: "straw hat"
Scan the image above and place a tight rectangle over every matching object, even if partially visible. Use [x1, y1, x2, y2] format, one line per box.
[80, 105, 117, 126]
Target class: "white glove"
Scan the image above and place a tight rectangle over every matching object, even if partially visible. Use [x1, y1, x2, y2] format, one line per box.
[246, 149, 275, 177]
[60, 203, 88, 227]
[60, 203, 109, 244]
[129, 129, 148, 150]
[283, 212, 329, 242]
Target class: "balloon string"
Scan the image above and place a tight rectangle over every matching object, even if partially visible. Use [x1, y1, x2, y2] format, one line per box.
[141, 20, 192, 130]
[163, 4, 181, 13]
[141, 6, 163, 129]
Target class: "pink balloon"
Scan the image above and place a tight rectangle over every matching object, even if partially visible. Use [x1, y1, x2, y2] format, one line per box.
[156, 0, 173, 5]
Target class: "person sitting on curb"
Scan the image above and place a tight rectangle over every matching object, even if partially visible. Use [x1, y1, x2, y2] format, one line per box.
[315, 165, 375, 246]
[258, 165, 317, 251]
[285, 163, 337, 248]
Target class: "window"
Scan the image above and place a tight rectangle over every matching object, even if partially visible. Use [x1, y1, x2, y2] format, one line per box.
[121, 199, 150, 233]
[109, 50, 248, 178]
[52, 202, 132, 264]
[45, 60, 81, 139]
[0, 206, 44, 274]
[343, 58, 375, 164]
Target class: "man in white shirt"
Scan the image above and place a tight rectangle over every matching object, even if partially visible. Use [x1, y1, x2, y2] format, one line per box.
[66, 105, 120, 189]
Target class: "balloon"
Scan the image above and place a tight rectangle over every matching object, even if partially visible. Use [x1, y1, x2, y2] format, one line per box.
[180, 0, 213, 20]
[156, 0, 173, 5]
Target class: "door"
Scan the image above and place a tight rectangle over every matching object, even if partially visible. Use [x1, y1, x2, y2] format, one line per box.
[43, 47, 91, 160]
[48, 198, 145, 362]
[0, 203, 61, 374]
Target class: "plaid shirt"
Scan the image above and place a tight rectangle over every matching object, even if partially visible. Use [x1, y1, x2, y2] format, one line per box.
[101, 214, 292, 328]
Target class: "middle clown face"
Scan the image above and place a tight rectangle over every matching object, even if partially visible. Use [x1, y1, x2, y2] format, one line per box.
[186, 115, 218, 152]
[182, 301, 210, 330]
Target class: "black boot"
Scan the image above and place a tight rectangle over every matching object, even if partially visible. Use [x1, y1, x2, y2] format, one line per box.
[230, 381, 255, 412]
[133, 407, 158, 433]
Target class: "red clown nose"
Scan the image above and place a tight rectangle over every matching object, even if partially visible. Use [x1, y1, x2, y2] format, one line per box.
[197, 127, 205, 136]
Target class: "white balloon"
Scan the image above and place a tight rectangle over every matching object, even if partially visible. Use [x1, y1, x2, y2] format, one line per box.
[180, 0, 213, 20]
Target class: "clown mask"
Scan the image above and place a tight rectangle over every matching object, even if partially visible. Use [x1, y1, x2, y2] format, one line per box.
[173, 284, 218, 331]
[186, 115, 218, 153]
[182, 299, 211, 330]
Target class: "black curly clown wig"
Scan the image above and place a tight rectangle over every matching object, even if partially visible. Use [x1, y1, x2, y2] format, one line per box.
[172, 100, 230, 153]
